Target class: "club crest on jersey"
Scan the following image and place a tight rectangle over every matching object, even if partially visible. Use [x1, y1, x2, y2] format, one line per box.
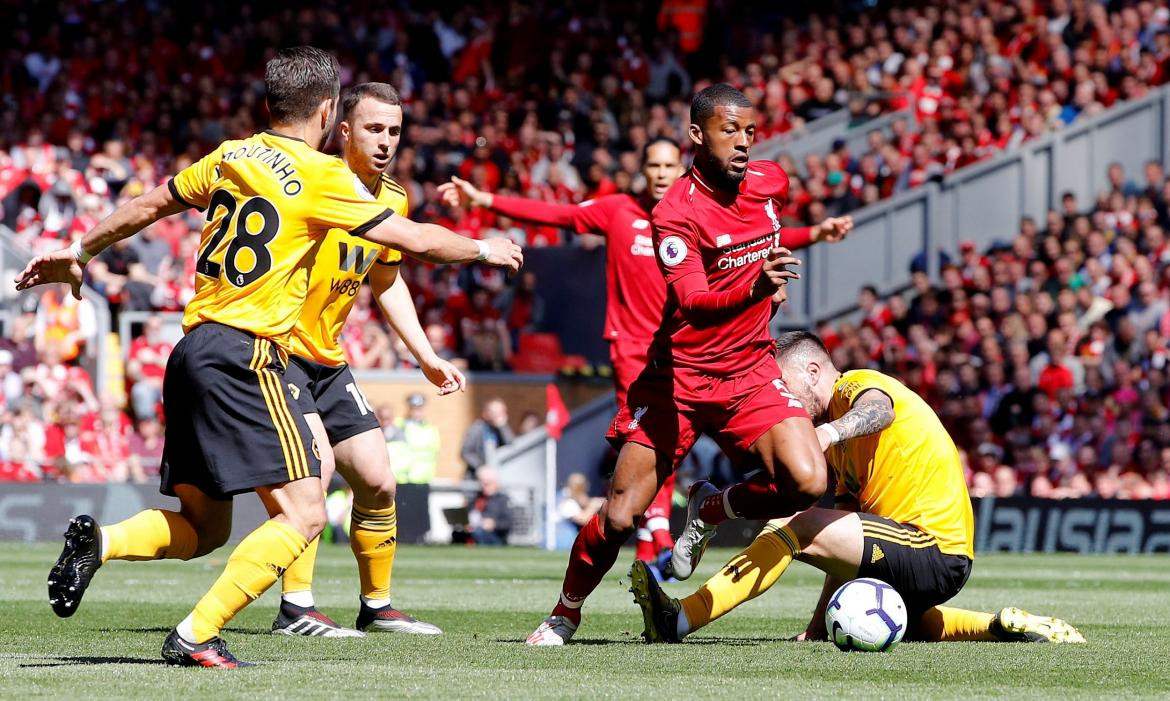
[658, 236, 687, 267]
[764, 199, 781, 233]
[628, 405, 648, 430]
[352, 174, 376, 201]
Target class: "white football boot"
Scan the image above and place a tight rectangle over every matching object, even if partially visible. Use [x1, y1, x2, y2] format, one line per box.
[670, 480, 721, 580]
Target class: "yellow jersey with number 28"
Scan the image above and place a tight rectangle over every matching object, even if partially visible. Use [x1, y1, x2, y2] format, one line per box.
[169, 130, 393, 348]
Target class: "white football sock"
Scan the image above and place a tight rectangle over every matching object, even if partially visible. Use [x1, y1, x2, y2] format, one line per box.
[282, 590, 315, 608]
[676, 609, 691, 638]
[176, 614, 197, 644]
[362, 595, 391, 609]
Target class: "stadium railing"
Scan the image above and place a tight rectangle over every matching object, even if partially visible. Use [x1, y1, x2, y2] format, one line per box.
[775, 83, 1170, 328]
[0, 226, 112, 394]
[754, 106, 914, 169]
[493, 391, 616, 548]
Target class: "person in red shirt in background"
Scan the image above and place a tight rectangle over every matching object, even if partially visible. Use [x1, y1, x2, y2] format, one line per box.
[521, 84, 852, 645]
[78, 394, 140, 483]
[126, 316, 171, 420]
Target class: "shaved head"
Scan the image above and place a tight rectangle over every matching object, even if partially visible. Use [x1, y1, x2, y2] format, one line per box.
[775, 330, 832, 367]
[775, 330, 837, 420]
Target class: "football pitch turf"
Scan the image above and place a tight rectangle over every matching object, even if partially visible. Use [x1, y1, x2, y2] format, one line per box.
[1, 543, 1168, 699]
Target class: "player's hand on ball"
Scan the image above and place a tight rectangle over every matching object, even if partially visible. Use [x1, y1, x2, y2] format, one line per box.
[15, 248, 84, 299]
[483, 237, 524, 273]
[815, 216, 854, 243]
[792, 628, 826, 642]
[752, 246, 800, 300]
[422, 357, 467, 396]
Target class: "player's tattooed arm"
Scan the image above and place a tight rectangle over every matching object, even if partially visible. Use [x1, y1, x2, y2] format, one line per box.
[816, 389, 894, 450]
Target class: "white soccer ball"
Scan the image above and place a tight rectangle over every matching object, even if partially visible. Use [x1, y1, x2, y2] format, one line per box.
[825, 577, 908, 652]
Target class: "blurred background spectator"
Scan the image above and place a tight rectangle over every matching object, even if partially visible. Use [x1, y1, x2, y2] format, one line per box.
[468, 467, 512, 545]
[386, 393, 442, 485]
[555, 472, 605, 550]
[461, 396, 514, 477]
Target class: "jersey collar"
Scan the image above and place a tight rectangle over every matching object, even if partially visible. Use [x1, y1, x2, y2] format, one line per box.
[264, 129, 308, 145]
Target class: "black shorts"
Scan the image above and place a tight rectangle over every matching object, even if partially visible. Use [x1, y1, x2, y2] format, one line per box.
[284, 355, 380, 445]
[160, 323, 321, 499]
[855, 513, 972, 617]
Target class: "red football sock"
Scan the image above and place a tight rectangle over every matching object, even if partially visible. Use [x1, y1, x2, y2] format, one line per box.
[552, 514, 621, 625]
[640, 474, 675, 558]
[635, 530, 656, 562]
[699, 473, 781, 523]
[726, 472, 783, 519]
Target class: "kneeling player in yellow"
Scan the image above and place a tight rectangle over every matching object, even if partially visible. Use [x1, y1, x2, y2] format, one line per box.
[630, 330, 1085, 645]
[271, 82, 455, 637]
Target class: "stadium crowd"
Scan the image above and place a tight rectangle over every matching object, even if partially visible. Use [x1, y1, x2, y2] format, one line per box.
[821, 159, 1170, 500]
[2, 0, 1170, 495]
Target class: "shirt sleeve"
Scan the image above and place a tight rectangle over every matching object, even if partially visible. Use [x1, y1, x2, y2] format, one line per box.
[654, 202, 760, 323]
[834, 370, 888, 407]
[782, 225, 814, 250]
[309, 161, 396, 237]
[491, 194, 615, 236]
[377, 188, 409, 264]
[168, 148, 222, 211]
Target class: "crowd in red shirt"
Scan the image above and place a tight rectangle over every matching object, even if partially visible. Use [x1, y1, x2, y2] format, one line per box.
[818, 162, 1170, 500]
[3, 1, 1170, 485]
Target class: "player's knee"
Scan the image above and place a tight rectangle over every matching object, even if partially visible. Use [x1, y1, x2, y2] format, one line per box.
[790, 456, 828, 507]
[602, 507, 638, 538]
[191, 523, 231, 558]
[374, 475, 396, 507]
[287, 502, 328, 541]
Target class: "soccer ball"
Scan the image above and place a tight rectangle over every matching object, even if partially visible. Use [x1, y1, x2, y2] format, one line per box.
[825, 578, 907, 652]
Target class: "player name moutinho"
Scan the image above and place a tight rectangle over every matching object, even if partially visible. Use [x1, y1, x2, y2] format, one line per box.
[221, 144, 304, 196]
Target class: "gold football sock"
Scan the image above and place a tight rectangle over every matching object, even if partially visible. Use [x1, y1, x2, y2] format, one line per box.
[100, 510, 198, 563]
[916, 606, 997, 641]
[189, 519, 308, 643]
[349, 502, 398, 601]
[679, 522, 800, 633]
[281, 535, 320, 595]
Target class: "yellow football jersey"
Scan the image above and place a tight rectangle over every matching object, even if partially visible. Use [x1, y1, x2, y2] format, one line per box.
[288, 173, 409, 365]
[827, 369, 974, 559]
[170, 130, 394, 348]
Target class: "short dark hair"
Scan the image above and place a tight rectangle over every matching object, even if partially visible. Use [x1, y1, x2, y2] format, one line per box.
[860, 284, 879, 297]
[342, 82, 402, 121]
[691, 83, 753, 125]
[264, 46, 341, 124]
[641, 136, 680, 164]
[774, 330, 831, 365]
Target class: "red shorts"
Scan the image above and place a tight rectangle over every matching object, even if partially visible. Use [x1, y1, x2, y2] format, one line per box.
[606, 354, 811, 468]
[609, 338, 650, 408]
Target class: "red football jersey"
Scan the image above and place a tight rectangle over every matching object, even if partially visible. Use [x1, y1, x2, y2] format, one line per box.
[651, 160, 800, 375]
[492, 194, 664, 344]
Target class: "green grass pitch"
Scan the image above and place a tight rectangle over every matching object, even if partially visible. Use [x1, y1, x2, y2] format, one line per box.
[1, 543, 1168, 699]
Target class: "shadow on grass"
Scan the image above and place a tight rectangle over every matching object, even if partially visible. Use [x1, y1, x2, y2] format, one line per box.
[98, 627, 271, 636]
[495, 637, 774, 646]
[20, 656, 161, 668]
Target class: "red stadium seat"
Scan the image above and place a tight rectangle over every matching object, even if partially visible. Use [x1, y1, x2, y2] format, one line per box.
[511, 333, 566, 373]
